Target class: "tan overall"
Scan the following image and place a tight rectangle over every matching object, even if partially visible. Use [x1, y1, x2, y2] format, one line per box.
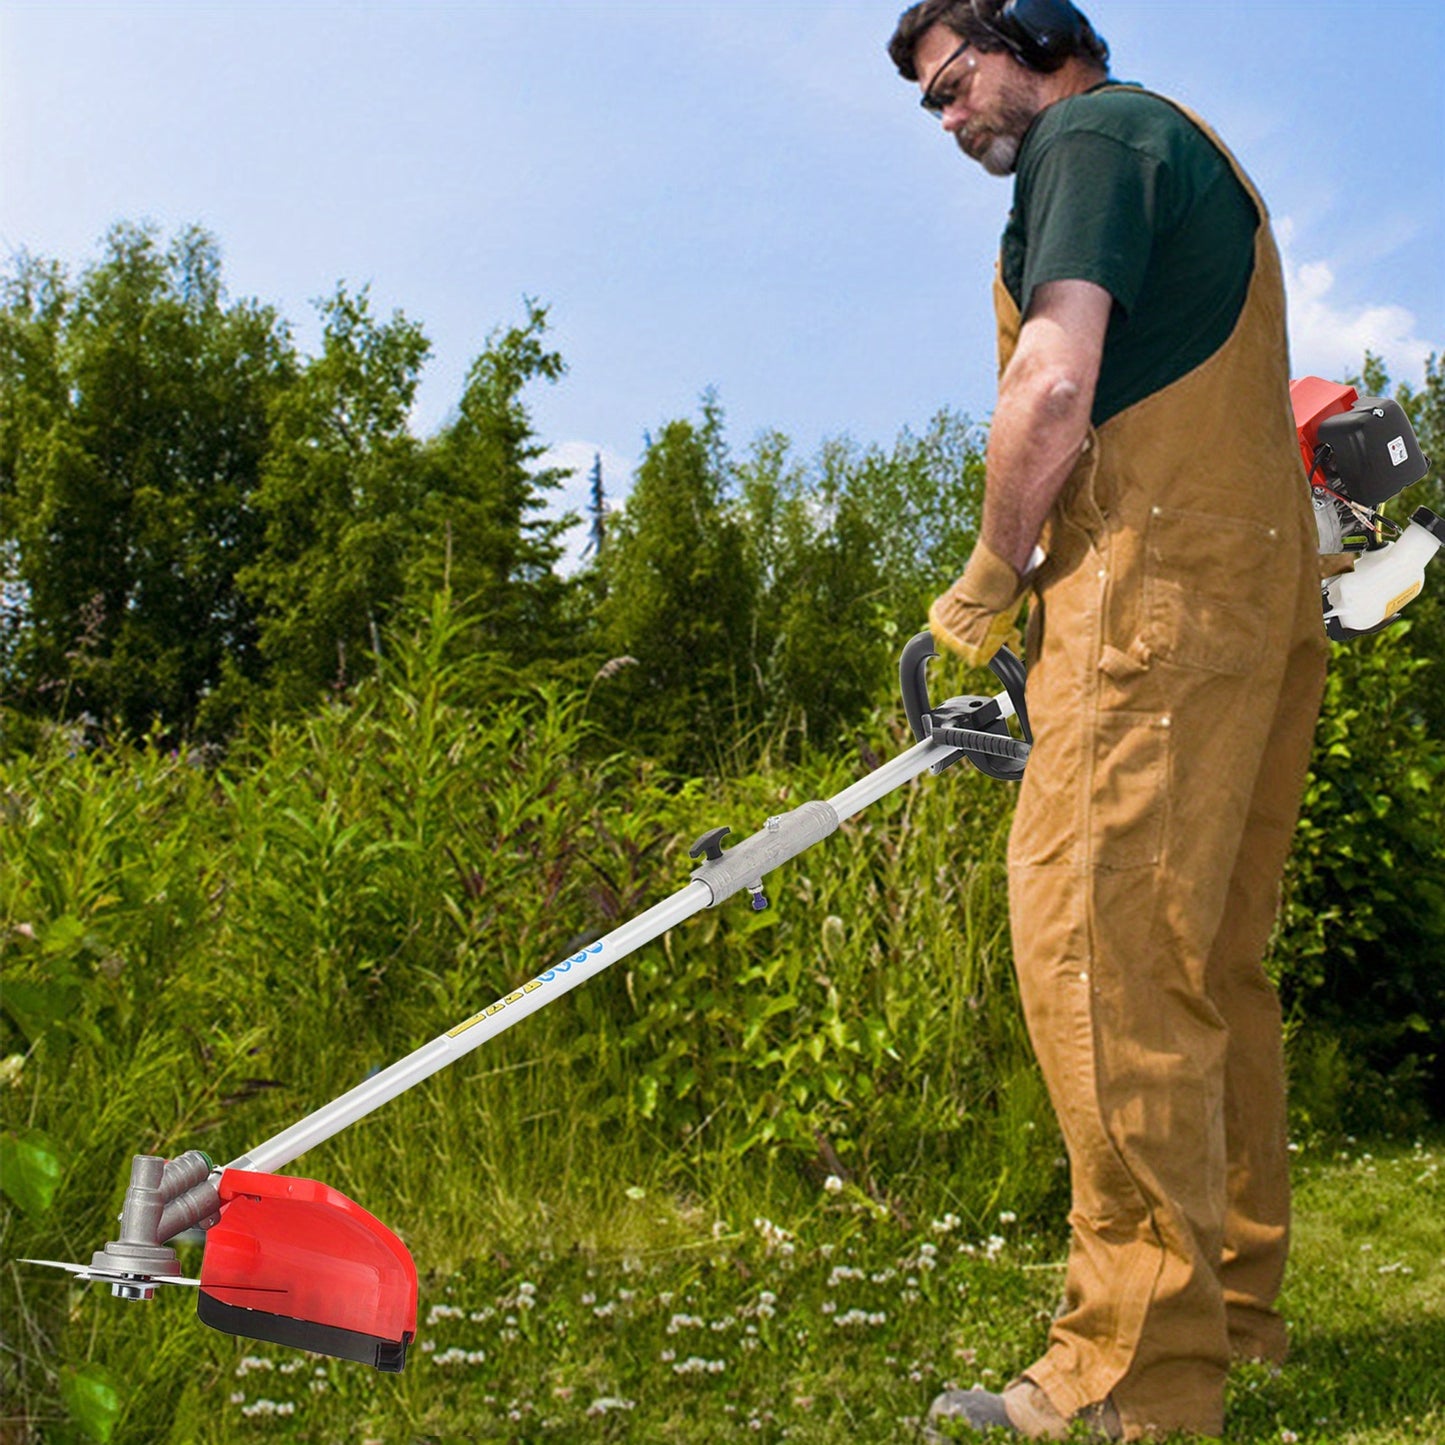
[998, 95, 1329, 1438]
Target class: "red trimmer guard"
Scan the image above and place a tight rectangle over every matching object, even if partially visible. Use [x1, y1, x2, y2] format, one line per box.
[198, 1169, 417, 1371]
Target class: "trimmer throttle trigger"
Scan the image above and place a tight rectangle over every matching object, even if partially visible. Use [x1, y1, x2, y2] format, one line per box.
[688, 826, 731, 862]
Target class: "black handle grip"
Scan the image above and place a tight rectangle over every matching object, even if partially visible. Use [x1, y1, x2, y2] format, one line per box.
[900, 630, 939, 743]
[932, 724, 1031, 762]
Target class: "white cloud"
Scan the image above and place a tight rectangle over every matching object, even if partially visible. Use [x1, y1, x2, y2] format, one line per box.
[535, 441, 638, 575]
[1277, 217, 1439, 386]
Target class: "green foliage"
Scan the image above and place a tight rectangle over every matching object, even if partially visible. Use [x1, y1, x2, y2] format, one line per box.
[0, 223, 294, 737]
[839, 410, 988, 622]
[1272, 625, 1445, 1131]
[415, 300, 574, 651]
[2, 228, 582, 739]
[0, 1128, 62, 1216]
[1383, 351, 1445, 737]
[237, 283, 434, 710]
[593, 401, 757, 769]
[2, 594, 1053, 1440]
[1269, 352, 1445, 1133]
[59, 1364, 122, 1443]
[735, 432, 892, 752]
[589, 404, 989, 767]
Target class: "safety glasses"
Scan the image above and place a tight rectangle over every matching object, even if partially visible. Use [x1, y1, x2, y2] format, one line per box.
[919, 38, 975, 115]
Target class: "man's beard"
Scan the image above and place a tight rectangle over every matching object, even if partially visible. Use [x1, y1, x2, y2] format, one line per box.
[955, 84, 1038, 176]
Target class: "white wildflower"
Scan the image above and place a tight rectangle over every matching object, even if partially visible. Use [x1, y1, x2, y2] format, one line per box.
[587, 1397, 636, 1416]
[672, 1355, 726, 1375]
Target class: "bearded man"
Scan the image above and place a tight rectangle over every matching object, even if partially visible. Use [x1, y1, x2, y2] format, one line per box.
[886, 1, 1327, 1438]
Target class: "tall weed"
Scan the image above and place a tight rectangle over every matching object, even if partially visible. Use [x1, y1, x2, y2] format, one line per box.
[1, 601, 1048, 1439]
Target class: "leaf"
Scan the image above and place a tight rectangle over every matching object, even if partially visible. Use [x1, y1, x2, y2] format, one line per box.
[60, 1364, 122, 1444]
[0, 1129, 62, 1216]
[40, 914, 89, 955]
[1, 977, 82, 1043]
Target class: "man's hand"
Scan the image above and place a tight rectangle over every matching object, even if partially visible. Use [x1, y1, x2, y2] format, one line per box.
[929, 537, 1026, 668]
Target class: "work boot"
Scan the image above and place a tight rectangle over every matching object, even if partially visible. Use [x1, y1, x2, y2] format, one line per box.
[923, 1377, 1122, 1441]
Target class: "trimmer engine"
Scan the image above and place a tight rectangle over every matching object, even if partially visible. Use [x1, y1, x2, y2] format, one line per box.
[1291, 376, 1444, 640]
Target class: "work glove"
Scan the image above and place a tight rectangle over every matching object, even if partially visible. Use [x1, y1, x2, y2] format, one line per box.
[928, 538, 1027, 669]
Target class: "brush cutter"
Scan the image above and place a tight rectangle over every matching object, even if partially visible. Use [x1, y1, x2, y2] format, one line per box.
[22, 372, 1444, 1369]
[21, 633, 1031, 1373]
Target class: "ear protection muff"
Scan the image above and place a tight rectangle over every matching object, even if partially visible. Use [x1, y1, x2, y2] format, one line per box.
[987, 0, 1086, 71]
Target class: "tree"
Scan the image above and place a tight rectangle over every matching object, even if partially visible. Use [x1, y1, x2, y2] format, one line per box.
[0, 223, 294, 737]
[238, 284, 432, 710]
[735, 431, 892, 750]
[843, 408, 989, 624]
[583, 452, 605, 563]
[414, 301, 575, 660]
[594, 399, 757, 770]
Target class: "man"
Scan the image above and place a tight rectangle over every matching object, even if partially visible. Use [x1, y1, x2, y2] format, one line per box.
[887, 1, 1328, 1439]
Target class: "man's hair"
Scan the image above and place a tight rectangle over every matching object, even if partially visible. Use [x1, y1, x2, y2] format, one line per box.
[887, 0, 1109, 81]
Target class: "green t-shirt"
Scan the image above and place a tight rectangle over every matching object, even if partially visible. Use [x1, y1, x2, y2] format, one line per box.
[1000, 84, 1260, 427]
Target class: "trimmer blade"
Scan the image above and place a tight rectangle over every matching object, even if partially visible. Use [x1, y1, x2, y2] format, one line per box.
[21, 1258, 284, 1294]
[20, 1258, 201, 1288]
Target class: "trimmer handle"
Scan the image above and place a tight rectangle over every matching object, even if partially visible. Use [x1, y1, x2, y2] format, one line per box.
[899, 630, 1032, 746]
[900, 630, 941, 744]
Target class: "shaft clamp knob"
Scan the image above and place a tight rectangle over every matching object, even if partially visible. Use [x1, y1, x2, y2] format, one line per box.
[688, 826, 731, 863]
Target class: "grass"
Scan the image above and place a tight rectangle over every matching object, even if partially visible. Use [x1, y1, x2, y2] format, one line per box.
[32, 1135, 1436, 1444]
[4, 614, 1442, 1441]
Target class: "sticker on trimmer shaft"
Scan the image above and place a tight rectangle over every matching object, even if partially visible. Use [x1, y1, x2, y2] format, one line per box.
[446, 944, 605, 1037]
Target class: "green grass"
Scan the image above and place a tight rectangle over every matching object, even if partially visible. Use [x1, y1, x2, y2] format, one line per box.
[26, 1136, 1436, 1444]
[5, 613, 1442, 1442]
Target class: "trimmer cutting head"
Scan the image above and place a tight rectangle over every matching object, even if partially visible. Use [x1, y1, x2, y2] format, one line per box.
[197, 1170, 418, 1372]
[26, 1158, 418, 1371]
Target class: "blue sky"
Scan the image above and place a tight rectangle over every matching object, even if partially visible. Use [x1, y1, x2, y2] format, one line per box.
[2, 1, 1441, 563]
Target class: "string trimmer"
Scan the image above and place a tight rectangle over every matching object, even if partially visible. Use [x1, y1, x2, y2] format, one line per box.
[22, 635, 1030, 1373]
[23, 378, 1441, 1372]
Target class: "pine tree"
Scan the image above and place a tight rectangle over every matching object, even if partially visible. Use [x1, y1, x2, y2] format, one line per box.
[596, 404, 756, 769]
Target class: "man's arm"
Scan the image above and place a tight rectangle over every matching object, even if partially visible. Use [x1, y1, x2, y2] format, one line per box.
[982, 277, 1113, 574]
[927, 278, 1112, 666]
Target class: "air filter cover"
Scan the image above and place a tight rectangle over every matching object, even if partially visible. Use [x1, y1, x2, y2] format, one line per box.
[1316, 397, 1429, 506]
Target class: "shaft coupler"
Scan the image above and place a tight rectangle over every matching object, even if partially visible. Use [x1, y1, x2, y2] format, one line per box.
[688, 800, 840, 908]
